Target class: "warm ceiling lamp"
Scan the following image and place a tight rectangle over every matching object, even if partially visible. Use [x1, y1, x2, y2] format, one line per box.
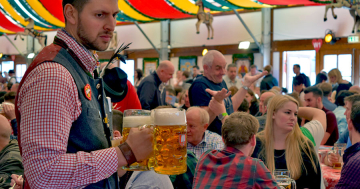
[0, 53, 3, 59]
[325, 30, 337, 45]
[202, 48, 208, 56]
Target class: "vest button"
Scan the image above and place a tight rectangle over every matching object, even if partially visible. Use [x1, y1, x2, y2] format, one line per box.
[98, 95, 101, 100]
[96, 84, 100, 89]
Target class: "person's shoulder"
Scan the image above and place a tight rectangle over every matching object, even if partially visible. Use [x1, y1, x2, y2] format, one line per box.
[206, 130, 223, 140]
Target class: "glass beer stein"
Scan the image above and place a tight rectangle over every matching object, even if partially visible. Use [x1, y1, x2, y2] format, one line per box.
[273, 169, 296, 189]
[121, 109, 154, 171]
[153, 108, 187, 175]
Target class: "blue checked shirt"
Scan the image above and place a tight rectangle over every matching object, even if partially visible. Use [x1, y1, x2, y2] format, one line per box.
[187, 130, 225, 159]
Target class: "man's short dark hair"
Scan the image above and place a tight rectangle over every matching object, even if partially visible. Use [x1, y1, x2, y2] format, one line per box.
[8, 70, 14, 74]
[315, 73, 327, 85]
[62, 0, 90, 21]
[193, 65, 199, 70]
[304, 86, 323, 99]
[317, 82, 333, 97]
[4, 92, 16, 101]
[293, 76, 305, 86]
[350, 101, 360, 133]
[335, 91, 355, 106]
[182, 71, 190, 79]
[222, 112, 258, 148]
[227, 64, 237, 71]
[238, 99, 249, 112]
[250, 65, 257, 69]
[264, 65, 272, 73]
[293, 64, 300, 69]
[112, 109, 123, 133]
[345, 94, 360, 106]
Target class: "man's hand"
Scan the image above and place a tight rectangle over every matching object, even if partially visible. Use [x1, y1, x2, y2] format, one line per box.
[208, 97, 226, 116]
[125, 128, 154, 162]
[205, 88, 231, 103]
[326, 152, 340, 166]
[242, 71, 268, 88]
[10, 174, 23, 189]
[3, 103, 16, 120]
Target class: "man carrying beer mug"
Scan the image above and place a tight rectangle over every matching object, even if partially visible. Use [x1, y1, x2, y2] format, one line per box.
[14, 0, 154, 188]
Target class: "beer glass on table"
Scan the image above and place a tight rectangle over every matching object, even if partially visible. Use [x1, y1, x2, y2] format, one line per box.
[273, 169, 296, 189]
[121, 109, 154, 171]
[153, 108, 187, 175]
[331, 143, 346, 169]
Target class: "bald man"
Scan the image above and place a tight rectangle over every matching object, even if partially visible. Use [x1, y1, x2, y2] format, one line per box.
[0, 115, 23, 188]
[137, 60, 175, 110]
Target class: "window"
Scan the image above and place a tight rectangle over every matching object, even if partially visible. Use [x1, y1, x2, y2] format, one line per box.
[16, 64, 27, 82]
[282, 50, 316, 93]
[323, 54, 352, 83]
[119, 59, 135, 85]
[1, 61, 14, 73]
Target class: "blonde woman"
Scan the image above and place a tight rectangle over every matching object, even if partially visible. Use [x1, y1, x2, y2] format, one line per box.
[328, 68, 352, 100]
[252, 95, 321, 189]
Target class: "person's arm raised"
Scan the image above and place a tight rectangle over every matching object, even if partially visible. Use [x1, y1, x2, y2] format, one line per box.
[298, 107, 326, 133]
[231, 71, 267, 112]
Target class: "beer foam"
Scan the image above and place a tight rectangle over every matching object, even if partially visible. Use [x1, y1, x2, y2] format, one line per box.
[123, 116, 153, 128]
[154, 108, 186, 126]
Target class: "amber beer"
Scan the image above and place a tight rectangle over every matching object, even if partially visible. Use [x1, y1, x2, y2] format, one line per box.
[153, 108, 187, 175]
[121, 109, 153, 171]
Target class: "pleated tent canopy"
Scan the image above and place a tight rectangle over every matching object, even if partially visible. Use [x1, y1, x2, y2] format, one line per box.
[0, 0, 325, 35]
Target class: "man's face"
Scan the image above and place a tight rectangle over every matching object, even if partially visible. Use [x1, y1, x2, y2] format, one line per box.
[204, 55, 226, 84]
[250, 67, 257, 76]
[259, 92, 274, 114]
[184, 90, 190, 108]
[76, 0, 119, 51]
[227, 67, 237, 81]
[344, 101, 352, 121]
[304, 92, 318, 108]
[293, 84, 303, 93]
[186, 110, 207, 146]
[159, 66, 175, 83]
[193, 68, 198, 76]
[293, 66, 300, 75]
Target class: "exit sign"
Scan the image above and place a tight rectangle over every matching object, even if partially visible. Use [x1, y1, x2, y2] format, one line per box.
[348, 35, 360, 43]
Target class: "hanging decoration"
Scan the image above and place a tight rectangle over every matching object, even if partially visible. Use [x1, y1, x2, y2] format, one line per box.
[14, 18, 47, 50]
[196, 0, 214, 40]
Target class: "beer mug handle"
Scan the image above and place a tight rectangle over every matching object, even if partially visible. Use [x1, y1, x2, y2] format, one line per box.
[290, 179, 296, 189]
[138, 124, 154, 130]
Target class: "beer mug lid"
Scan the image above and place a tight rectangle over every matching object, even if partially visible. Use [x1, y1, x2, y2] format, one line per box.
[154, 108, 186, 126]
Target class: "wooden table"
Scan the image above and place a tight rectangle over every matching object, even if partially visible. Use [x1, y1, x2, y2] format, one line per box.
[321, 163, 341, 189]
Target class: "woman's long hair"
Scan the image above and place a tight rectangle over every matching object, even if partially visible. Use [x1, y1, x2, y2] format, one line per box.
[328, 68, 342, 84]
[257, 95, 318, 179]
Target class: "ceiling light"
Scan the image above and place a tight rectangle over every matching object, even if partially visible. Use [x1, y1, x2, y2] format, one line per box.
[27, 53, 35, 59]
[324, 30, 338, 45]
[0, 53, 3, 58]
[238, 41, 250, 49]
[202, 48, 208, 56]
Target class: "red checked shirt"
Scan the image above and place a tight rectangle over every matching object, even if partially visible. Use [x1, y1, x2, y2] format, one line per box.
[193, 146, 280, 189]
[16, 29, 118, 188]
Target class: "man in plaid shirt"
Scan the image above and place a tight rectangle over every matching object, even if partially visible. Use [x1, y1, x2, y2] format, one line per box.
[14, 0, 153, 188]
[193, 112, 280, 189]
[186, 107, 224, 159]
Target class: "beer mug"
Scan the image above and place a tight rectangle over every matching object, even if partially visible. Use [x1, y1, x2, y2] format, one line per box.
[121, 109, 154, 171]
[153, 108, 187, 175]
[331, 143, 347, 169]
[273, 169, 296, 189]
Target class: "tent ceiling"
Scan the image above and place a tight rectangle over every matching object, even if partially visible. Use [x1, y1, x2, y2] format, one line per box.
[0, 0, 324, 34]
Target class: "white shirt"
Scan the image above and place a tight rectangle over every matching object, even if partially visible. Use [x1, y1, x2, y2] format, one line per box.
[223, 75, 242, 90]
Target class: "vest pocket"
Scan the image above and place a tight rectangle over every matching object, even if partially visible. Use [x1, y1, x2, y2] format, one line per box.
[86, 107, 101, 119]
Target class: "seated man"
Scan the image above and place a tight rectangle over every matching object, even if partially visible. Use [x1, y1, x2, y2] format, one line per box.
[335, 101, 360, 188]
[186, 107, 224, 159]
[256, 91, 276, 132]
[193, 112, 279, 189]
[318, 82, 337, 111]
[0, 115, 23, 189]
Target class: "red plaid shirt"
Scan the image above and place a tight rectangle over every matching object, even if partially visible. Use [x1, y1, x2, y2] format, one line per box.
[193, 146, 280, 189]
[16, 29, 118, 188]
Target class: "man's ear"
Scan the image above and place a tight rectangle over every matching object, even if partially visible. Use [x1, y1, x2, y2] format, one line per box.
[250, 135, 256, 147]
[64, 4, 78, 25]
[204, 123, 209, 130]
[113, 130, 121, 138]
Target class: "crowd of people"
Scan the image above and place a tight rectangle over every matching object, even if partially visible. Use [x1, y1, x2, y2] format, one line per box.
[1, 0, 360, 189]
